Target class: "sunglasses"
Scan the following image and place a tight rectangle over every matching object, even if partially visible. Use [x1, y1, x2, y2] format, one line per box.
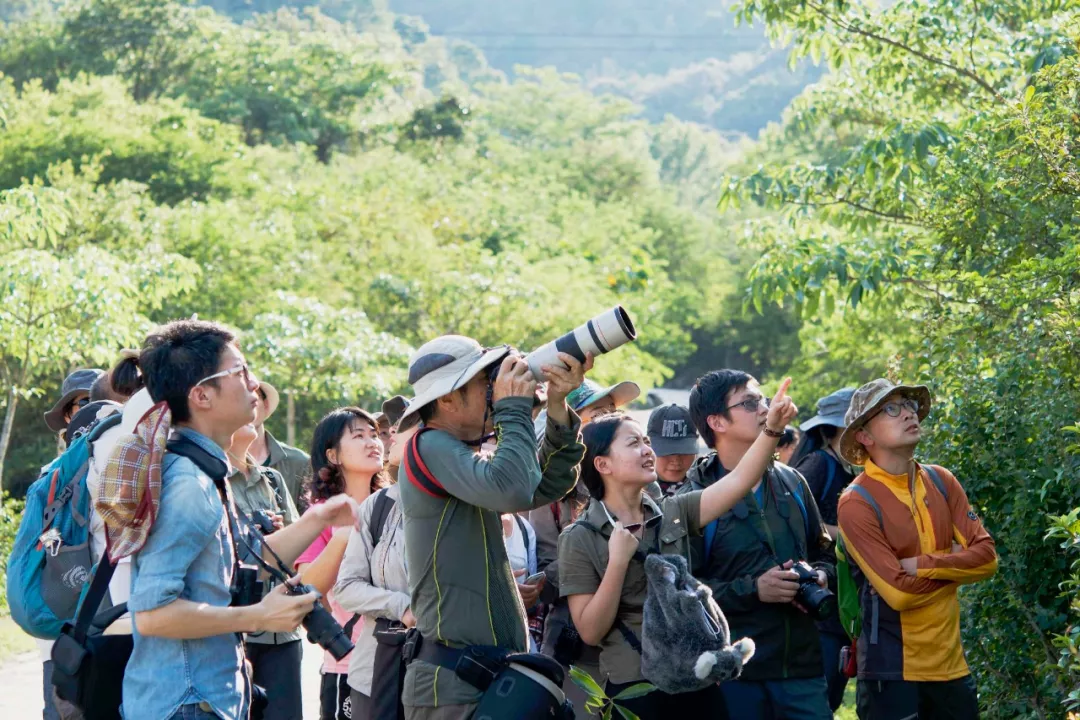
[194, 363, 256, 388]
[872, 398, 920, 420]
[600, 501, 663, 535]
[724, 394, 769, 414]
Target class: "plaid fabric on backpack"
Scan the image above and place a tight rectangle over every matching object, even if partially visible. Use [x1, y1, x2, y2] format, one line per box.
[94, 401, 171, 562]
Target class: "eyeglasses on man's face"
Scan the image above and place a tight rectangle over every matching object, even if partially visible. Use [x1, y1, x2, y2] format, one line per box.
[724, 394, 769, 414]
[194, 363, 257, 389]
[873, 398, 920, 420]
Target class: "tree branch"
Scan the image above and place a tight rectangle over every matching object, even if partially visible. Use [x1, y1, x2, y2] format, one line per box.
[808, 1, 1003, 101]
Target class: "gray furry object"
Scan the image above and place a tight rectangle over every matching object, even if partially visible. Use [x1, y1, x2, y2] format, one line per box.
[640, 553, 755, 695]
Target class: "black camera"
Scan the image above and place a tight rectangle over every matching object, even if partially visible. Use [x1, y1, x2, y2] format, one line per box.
[791, 562, 836, 620]
[231, 564, 265, 607]
[286, 582, 355, 661]
[249, 509, 278, 535]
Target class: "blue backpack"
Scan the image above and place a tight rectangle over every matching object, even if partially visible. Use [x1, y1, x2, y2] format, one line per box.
[7, 414, 122, 639]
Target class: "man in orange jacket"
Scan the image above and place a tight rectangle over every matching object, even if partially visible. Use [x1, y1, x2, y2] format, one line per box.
[837, 379, 997, 720]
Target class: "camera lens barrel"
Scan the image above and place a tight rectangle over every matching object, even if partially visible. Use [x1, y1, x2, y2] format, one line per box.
[523, 306, 637, 381]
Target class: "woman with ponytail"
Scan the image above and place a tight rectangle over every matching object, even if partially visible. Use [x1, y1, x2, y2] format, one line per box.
[296, 407, 390, 720]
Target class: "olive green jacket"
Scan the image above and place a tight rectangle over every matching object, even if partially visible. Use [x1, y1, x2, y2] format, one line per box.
[399, 397, 584, 708]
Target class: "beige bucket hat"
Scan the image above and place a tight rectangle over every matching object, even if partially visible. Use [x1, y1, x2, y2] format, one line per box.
[839, 378, 931, 465]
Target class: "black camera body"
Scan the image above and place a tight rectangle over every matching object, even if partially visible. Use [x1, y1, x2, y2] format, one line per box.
[286, 582, 355, 661]
[791, 562, 836, 620]
[231, 565, 265, 607]
[249, 509, 278, 535]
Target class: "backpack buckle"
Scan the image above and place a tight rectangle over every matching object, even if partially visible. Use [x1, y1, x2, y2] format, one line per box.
[39, 528, 62, 556]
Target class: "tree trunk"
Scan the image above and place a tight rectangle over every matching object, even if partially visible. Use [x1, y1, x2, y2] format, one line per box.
[0, 386, 18, 490]
[286, 392, 296, 447]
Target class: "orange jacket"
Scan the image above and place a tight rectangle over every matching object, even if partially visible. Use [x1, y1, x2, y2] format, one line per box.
[837, 460, 997, 681]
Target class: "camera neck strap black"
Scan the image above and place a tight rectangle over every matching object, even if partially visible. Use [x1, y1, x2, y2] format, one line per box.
[166, 436, 294, 587]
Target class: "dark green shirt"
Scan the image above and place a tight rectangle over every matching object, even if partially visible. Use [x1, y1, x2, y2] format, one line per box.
[399, 397, 584, 708]
[262, 431, 310, 508]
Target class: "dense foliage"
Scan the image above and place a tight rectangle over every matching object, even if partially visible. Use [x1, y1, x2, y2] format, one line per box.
[721, 0, 1080, 714]
[0, 0, 786, 492]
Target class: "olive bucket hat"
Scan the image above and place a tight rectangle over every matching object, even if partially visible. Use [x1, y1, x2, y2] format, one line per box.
[839, 378, 932, 465]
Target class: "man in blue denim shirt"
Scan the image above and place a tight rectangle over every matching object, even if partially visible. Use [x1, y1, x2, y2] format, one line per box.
[124, 320, 359, 720]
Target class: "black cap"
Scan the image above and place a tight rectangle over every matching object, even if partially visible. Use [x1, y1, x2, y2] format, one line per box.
[646, 404, 699, 456]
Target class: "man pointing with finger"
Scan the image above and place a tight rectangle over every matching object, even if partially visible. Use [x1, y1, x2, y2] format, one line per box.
[679, 370, 834, 719]
[396, 335, 588, 720]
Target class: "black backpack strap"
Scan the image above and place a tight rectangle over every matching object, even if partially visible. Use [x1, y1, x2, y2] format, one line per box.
[259, 467, 289, 513]
[370, 489, 396, 548]
[343, 613, 362, 638]
[73, 559, 118, 646]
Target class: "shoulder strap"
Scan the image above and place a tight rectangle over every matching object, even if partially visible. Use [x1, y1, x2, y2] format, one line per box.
[343, 613, 362, 638]
[514, 514, 528, 544]
[920, 464, 948, 502]
[72, 559, 117, 645]
[402, 428, 449, 499]
[370, 489, 396, 548]
[775, 465, 810, 536]
[259, 467, 288, 512]
[846, 483, 884, 531]
[819, 450, 839, 503]
[703, 518, 719, 569]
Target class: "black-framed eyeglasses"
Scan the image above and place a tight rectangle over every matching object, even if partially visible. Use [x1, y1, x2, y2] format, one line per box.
[871, 398, 920, 420]
[724, 394, 770, 414]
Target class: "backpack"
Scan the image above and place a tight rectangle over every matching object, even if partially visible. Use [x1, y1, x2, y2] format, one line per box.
[8, 413, 123, 639]
[836, 464, 948, 640]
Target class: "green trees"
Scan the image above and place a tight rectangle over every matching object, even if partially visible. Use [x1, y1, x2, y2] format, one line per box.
[719, 0, 1080, 713]
[0, 0, 761, 491]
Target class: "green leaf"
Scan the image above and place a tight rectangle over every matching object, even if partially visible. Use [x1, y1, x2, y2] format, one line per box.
[569, 666, 605, 699]
[615, 705, 643, 720]
[612, 683, 656, 701]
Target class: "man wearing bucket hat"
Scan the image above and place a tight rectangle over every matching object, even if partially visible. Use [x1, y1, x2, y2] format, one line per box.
[836, 379, 997, 720]
[396, 335, 588, 720]
[565, 378, 639, 424]
[248, 381, 311, 508]
[44, 368, 104, 437]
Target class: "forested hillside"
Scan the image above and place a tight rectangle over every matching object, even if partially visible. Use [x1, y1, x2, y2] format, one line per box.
[0, 0, 794, 494]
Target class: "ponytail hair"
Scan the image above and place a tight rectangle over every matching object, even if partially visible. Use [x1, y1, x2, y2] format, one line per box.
[109, 349, 145, 398]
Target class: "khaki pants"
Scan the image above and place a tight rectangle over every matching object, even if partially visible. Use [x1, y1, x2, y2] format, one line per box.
[404, 703, 479, 720]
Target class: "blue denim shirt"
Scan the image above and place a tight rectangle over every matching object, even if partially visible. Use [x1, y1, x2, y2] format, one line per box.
[123, 427, 259, 720]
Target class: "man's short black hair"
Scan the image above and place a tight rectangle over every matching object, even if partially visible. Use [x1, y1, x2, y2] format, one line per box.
[139, 320, 236, 423]
[689, 369, 753, 448]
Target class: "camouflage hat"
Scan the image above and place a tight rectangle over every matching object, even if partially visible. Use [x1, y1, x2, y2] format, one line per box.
[838, 378, 931, 465]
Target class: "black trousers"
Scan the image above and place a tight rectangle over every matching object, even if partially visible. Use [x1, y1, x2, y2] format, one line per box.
[856, 675, 979, 720]
[605, 679, 730, 720]
[245, 640, 304, 720]
[319, 672, 353, 720]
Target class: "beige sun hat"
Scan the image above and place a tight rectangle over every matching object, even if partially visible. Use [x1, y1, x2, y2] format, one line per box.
[838, 378, 932, 465]
[398, 336, 511, 424]
[257, 381, 280, 420]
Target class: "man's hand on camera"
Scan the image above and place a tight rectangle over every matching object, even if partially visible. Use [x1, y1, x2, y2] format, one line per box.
[756, 560, 800, 603]
[251, 583, 318, 633]
[492, 355, 537, 404]
[544, 352, 593, 427]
